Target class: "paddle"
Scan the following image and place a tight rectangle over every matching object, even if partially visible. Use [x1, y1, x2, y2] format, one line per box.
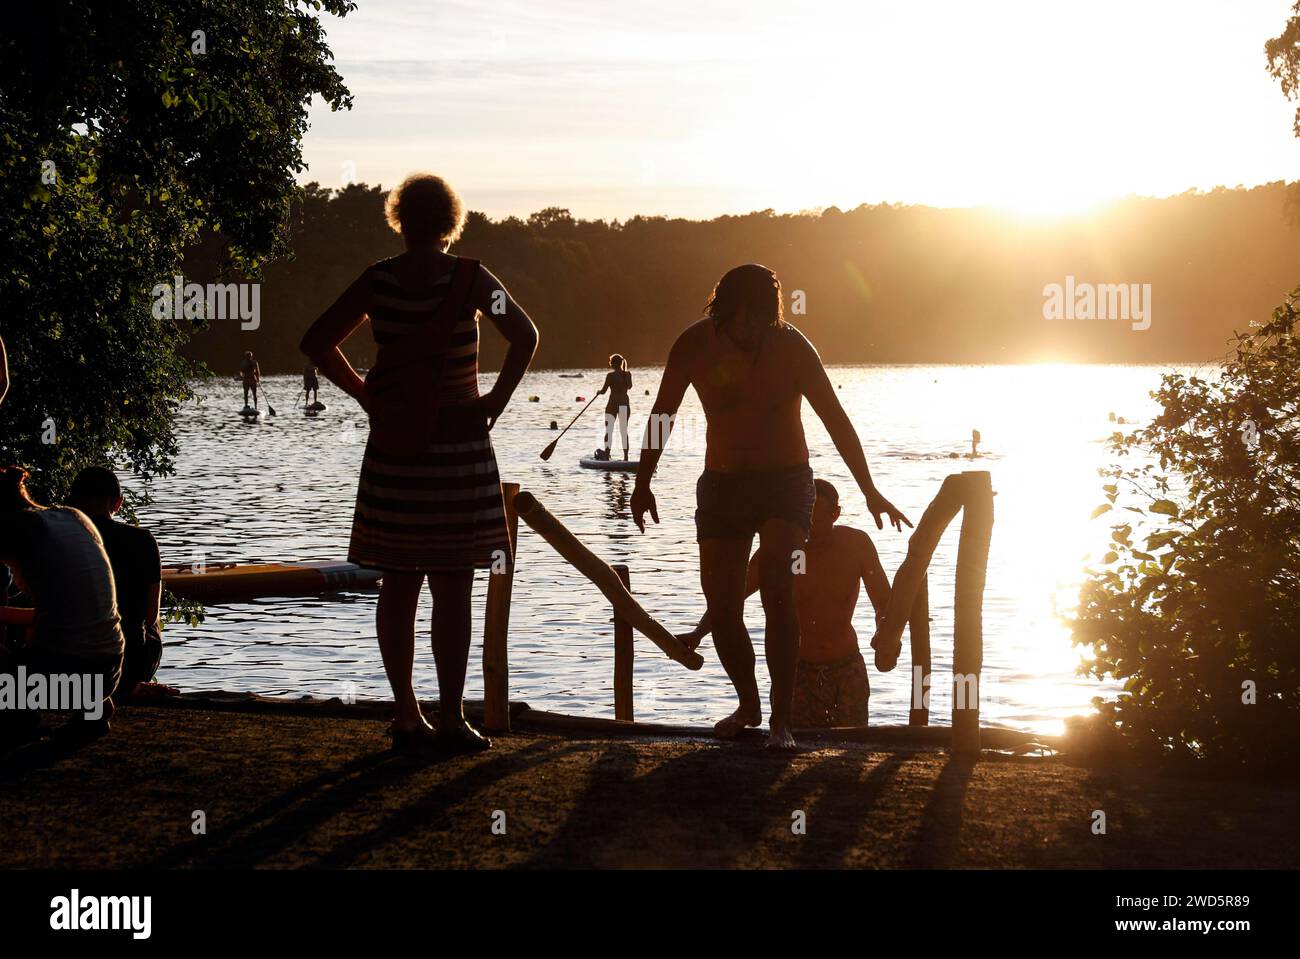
[264, 389, 277, 417]
[540, 391, 600, 461]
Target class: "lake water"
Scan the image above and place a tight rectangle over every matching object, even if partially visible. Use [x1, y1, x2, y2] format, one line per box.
[138, 364, 1189, 736]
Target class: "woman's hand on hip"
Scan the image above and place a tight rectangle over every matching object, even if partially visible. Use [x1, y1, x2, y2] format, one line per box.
[476, 390, 509, 430]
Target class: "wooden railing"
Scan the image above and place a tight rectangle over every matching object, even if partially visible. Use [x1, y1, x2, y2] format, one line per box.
[482, 471, 993, 758]
[872, 470, 994, 756]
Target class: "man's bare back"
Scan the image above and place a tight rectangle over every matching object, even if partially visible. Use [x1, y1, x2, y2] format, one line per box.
[676, 318, 810, 472]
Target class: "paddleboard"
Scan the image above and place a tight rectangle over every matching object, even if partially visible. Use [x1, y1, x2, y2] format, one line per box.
[240, 407, 263, 420]
[163, 560, 383, 603]
[305, 401, 327, 412]
[580, 456, 639, 472]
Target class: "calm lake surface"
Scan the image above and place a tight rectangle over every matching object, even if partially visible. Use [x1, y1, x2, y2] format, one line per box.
[138, 364, 1192, 735]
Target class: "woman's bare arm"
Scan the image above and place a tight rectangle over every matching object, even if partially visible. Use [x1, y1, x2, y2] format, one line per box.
[0, 336, 9, 406]
[474, 264, 538, 427]
[300, 271, 372, 409]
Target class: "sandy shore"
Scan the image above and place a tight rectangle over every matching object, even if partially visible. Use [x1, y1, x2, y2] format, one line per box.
[1, 699, 1296, 869]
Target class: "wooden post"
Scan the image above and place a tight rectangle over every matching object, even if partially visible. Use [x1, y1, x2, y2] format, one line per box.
[870, 474, 963, 671]
[512, 491, 704, 670]
[482, 481, 519, 733]
[907, 574, 931, 726]
[952, 471, 993, 758]
[613, 564, 633, 721]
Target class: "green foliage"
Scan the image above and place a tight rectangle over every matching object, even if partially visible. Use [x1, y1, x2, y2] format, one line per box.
[1267, 2, 1300, 139]
[1071, 290, 1300, 775]
[0, 2, 351, 487]
[0, 1, 352, 623]
[1267, 3, 1300, 228]
[163, 589, 206, 628]
[185, 182, 1300, 374]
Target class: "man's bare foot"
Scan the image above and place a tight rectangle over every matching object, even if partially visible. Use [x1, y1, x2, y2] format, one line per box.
[765, 726, 798, 751]
[131, 682, 179, 702]
[714, 705, 762, 740]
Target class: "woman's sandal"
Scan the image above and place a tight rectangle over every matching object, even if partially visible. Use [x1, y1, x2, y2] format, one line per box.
[388, 722, 440, 754]
[434, 722, 492, 755]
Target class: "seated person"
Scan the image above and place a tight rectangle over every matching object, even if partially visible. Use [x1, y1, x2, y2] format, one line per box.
[679, 478, 890, 727]
[0, 466, 124, 739]
[68, 467, 163, 698]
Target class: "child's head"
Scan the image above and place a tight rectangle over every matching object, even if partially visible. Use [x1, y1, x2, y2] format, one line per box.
[811, 478, 841, 534]
[609, 353, 627, 371]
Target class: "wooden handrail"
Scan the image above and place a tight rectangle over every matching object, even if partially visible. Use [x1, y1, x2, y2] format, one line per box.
[483, 474, 992, 754]
[613, 564, 633, 721]
[871, 470, 994, 756]
[482, 482, 520, 733]
[511, 490, 704, 669]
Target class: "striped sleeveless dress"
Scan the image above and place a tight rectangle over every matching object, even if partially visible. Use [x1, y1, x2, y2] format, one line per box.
[347, 257, 511, 573]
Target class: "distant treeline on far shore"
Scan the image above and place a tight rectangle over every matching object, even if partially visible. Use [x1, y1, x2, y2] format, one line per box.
[182, 181, 1300, 373]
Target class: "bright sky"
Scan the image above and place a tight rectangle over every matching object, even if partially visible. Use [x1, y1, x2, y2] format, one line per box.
[301, 0, 1300, 220]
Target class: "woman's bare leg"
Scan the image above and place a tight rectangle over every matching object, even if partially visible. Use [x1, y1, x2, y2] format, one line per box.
[376, 571, 427, 731]
[428, 570, 476, 730]
[603, 411, 615, 456]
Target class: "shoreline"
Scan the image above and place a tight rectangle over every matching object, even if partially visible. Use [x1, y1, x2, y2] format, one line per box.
[3, 695, 1297, 869]
[143, 686, 1064, 750]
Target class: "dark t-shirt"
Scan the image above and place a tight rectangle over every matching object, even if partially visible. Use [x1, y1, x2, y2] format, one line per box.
[89, 515, 161, 649]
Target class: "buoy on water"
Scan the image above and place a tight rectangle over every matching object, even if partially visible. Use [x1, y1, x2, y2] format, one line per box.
[529, 395, 540, 402]
[550, 420, 558, 430]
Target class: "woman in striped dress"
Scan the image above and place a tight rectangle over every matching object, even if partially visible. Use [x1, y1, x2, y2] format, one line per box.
[302, 173, 538, 753]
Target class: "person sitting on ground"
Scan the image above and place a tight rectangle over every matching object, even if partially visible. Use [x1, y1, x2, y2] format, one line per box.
[303, 360, 320, 407]
[597, 353, 632, 462]
[68, 467, 163, 701]
[677, 478, 890, 727]
[0, 466, 124, 740]
[240, 351, 261, 410]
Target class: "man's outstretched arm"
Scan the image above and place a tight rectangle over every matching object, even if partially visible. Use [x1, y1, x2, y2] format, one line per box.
[630, 329, 693, 532]
[857, 530, 892, 625]
[796, 332, 912, 531]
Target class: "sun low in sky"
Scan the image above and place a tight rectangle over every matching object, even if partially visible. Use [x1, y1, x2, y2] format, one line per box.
[302, 0, 1300, 221]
